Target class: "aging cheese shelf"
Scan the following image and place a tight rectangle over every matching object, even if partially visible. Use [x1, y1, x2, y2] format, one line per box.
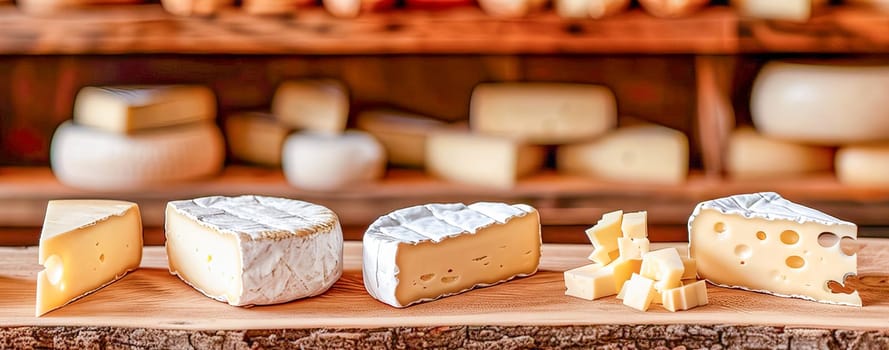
[1, 166, 889, 232]
[1, 241, 887, 348]
[1, 4, 889, 55]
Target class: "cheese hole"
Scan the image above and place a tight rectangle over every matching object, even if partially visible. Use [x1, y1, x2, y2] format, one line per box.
[713, 222, 726, 234]
[447, 268, 453, 273]
[419, 273, 435, 281]
[840, 237, 858, 256]
[44, 254, 64, 286]
[826, 277, 857, 295]
[780, 230, 799, 245]
[756, 231, 767, 240]
[440, 276, 459, 284]
[734, 244, 752, 259]
[472, 256, 488, 262]
[98, 254, 105, 263]
[785, 256, 805, 269]
[818, 232, 839, 247]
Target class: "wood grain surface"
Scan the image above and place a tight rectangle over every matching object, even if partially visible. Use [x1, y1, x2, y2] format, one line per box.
[1, 240, 888, 331]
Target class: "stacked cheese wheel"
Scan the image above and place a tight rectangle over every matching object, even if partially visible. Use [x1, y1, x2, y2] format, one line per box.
[51, 86, 225, 190]
[729, 61, 889, 187]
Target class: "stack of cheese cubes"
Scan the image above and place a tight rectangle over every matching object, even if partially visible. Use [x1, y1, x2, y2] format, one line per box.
[50, 85, 225, 190]
[564, 210, 709, 312]
[227, 79, 387, 191]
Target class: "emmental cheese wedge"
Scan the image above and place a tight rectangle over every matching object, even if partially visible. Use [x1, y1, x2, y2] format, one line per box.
[557, 124, 689, 184]
[363, 202, 541, 308]
[355, 109, 449, 168]
[37, 200, 143, 316]
[426, 132, 544, 189]
[726, 127, 834, 179]
[166, 196, 343, 306]
[272, 80, 349, 134]
[470, 83, 617, 144]
[689, 192, 861, 306]
[73, 86, 216, 133]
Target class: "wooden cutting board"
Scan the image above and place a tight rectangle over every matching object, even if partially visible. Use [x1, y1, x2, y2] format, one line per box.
[1, 241, 888, 331]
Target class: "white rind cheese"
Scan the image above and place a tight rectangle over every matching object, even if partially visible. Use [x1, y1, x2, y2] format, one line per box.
[282, 130, 386, 191]
[73, 85, 216, 133]
[166, 195, 343, 306]
[51, 121, 225, 190]
[363, 202, 541, 308]
[688, 192, 860, 306]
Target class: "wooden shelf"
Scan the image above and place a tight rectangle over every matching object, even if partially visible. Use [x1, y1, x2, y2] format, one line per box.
[1, 4, 888, 55]
[2, 166, 889, 230]
[1, 241, 887, 348]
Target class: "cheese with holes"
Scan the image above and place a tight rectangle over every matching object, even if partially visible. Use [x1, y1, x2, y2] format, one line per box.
[282, 130, 385, 191]
[689, 192, 861, 306]
[225, 112, 290, 167]
[426, 132, 544, 189]
[836, 143, 889, 187]
[621, 273, 657, 311]
[73, 86, 215, 133]
[272, 80, 349, 134]
[36, 200, 142, 316]
[363, 202, 541, 308]
[727, 127, 834, 179]
[478, 0, 547, 17]
[166, 196, 343, 306]
[356, 109, 448, 168]
[470, 83, 616, 144]
[733, 0, 826, 21]
[661, 280, 708, 312]
[640, 248, 685, 291]
[752, 62, 889, 145]
[586, 210, 623, 265]
[557, 124, 689, 184]
[50, 121, 225, 190]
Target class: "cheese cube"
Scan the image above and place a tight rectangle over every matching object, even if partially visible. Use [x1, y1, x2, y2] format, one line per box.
[567, 258, 641, 301]
[837, 143, 889, 187]
[617, 237, 650, 261]
[36, 200, 143, 316]
[282, 130, 386, 191]
[621, 273, 657, 311]
[272, 80, 349, 134]
[557, 124, 689, 184]
[585, 210, 623, 265]
[166, 196, 343, 306]
[426, 132, 544, 189]
[640, 248, 684, 291]
[681, 257, 697, 280]
[727, 127, 833, 179]
[661, 280, 709, 312]
[355, 109, 448, 168]
[621, 211, 648, 238]
[470, 83, 616, 144]
[73, 85, 216, 133]
[363, 202, 541, 308]
[225, 112, 291, 167]
[733, 0, 827, 21]
[689, 192, 861, 306]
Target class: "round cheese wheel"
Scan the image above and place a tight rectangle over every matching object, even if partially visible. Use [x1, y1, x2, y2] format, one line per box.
[836, 143, 889, 187]
[752, 62, 889, 145]
[51, 121, 225, 190]
[282, 130, 386, 191]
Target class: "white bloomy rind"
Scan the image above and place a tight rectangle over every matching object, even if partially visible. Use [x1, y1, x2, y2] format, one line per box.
[363, 202, 540, 308]
[688, 192, 860, 306]
[167, 195, 343, 306]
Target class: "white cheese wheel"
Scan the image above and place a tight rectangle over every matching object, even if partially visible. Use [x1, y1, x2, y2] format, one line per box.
[732, 0, 827, 21]
[726, 127, 834, 179]
[166, 195, 343, 306]
[470, 83, 617, 145]
[50, 121, 225, 190]
[836, 143, 889, 187]
[752, 62, 889, 145]
[282, 130, 386, 191]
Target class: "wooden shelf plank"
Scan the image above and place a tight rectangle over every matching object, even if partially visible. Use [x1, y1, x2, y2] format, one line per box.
[1, 240, 887, 331]
[2, 166, 889, 229]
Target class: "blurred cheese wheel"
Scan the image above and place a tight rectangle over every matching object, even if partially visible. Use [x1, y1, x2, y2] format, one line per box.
[732, 0, 827, 21]
[405, 0, 474, 9]
[478, 0, 547, 18]
[638, 0, 708, 18]
[836, 143, 889, 187]
[751, 62, 889, 145]
[323, 0, 394, 17]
